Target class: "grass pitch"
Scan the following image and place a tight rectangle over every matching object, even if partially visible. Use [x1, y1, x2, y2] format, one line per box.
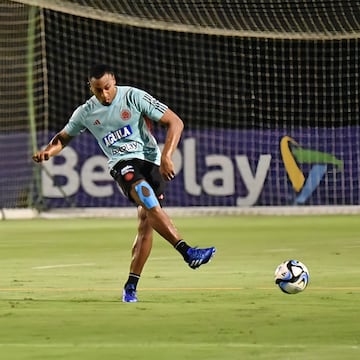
[0, 215, 359, 359]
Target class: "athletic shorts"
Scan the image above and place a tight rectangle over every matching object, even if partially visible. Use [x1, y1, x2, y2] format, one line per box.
[110, 159, 166, 206]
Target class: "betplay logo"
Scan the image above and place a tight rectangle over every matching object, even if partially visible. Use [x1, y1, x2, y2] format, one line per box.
[280, 136, 343, 205]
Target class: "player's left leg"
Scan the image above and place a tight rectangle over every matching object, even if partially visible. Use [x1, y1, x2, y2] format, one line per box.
[131, 182, 216, 269]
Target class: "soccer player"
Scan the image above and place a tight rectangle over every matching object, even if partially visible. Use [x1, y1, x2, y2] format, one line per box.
[32, 64, 216, 303]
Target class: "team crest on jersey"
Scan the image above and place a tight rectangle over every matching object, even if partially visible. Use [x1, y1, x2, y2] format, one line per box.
[102, 125, 132, 147]
[121, 109, 131, 120]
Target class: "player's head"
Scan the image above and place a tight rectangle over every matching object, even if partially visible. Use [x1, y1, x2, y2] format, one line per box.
[88, 64, 117, 106]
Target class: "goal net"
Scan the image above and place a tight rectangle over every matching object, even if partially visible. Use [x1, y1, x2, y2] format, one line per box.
[1, 0, 360, 212]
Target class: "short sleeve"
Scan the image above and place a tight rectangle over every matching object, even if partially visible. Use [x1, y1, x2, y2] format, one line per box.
[128, 88, 168, 122]
[64, 105, 87, 136]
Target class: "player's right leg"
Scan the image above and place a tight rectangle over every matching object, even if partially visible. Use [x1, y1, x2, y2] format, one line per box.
[123, 205, 153, 303]
[131, 206, 153, 275]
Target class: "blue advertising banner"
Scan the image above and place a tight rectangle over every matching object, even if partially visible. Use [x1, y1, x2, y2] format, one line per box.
[1, 128, 358, 208]
[0, 133, 33, 208]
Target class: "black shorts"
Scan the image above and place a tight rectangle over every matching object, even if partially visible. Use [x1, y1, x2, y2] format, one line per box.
[110, 159, 166, 205]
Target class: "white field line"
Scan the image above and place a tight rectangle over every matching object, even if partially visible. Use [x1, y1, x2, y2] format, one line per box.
[0, 342, 358, 349]
[1, 287, 360, 292]
[264, 248, 297, 252]
[32, 263, 96, 270]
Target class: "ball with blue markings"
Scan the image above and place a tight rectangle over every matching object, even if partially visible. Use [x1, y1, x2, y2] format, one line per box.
[274, 260, 309, 294]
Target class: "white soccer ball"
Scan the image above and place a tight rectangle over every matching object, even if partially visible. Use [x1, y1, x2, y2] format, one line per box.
[274, 260, 309, 294]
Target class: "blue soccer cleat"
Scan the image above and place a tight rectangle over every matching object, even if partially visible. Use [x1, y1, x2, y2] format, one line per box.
[122, 284, 138, 303]
[186, 247, 216, 269]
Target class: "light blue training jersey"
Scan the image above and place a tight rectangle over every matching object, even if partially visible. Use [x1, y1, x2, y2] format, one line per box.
[64, 86, 168, 169]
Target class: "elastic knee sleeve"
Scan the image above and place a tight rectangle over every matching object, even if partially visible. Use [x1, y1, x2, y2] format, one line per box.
[134, 181, 159, 209]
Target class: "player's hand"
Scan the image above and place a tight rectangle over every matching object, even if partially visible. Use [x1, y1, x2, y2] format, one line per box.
[160, 155, 175, 181]
[32, 151, 50, 163]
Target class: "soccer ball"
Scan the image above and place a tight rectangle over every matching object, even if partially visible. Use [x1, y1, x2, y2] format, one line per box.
[274, 260, 309, 294]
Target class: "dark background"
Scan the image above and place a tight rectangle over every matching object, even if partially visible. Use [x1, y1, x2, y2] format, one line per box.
[43, 10, 359, 131]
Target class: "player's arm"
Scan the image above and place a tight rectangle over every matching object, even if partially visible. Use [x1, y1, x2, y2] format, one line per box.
[32, 129, 73, 163]
[158, 108, 184, 181]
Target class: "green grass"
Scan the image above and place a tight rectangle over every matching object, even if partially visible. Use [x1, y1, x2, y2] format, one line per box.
[0, 215, 359, 359]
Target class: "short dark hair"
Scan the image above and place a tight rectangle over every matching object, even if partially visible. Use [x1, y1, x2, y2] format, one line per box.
[88, 64, 115, 80]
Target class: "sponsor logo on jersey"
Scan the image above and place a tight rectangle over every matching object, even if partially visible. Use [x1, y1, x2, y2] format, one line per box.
[111, 142, 138, 155]
[102, 125, 132, 147]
